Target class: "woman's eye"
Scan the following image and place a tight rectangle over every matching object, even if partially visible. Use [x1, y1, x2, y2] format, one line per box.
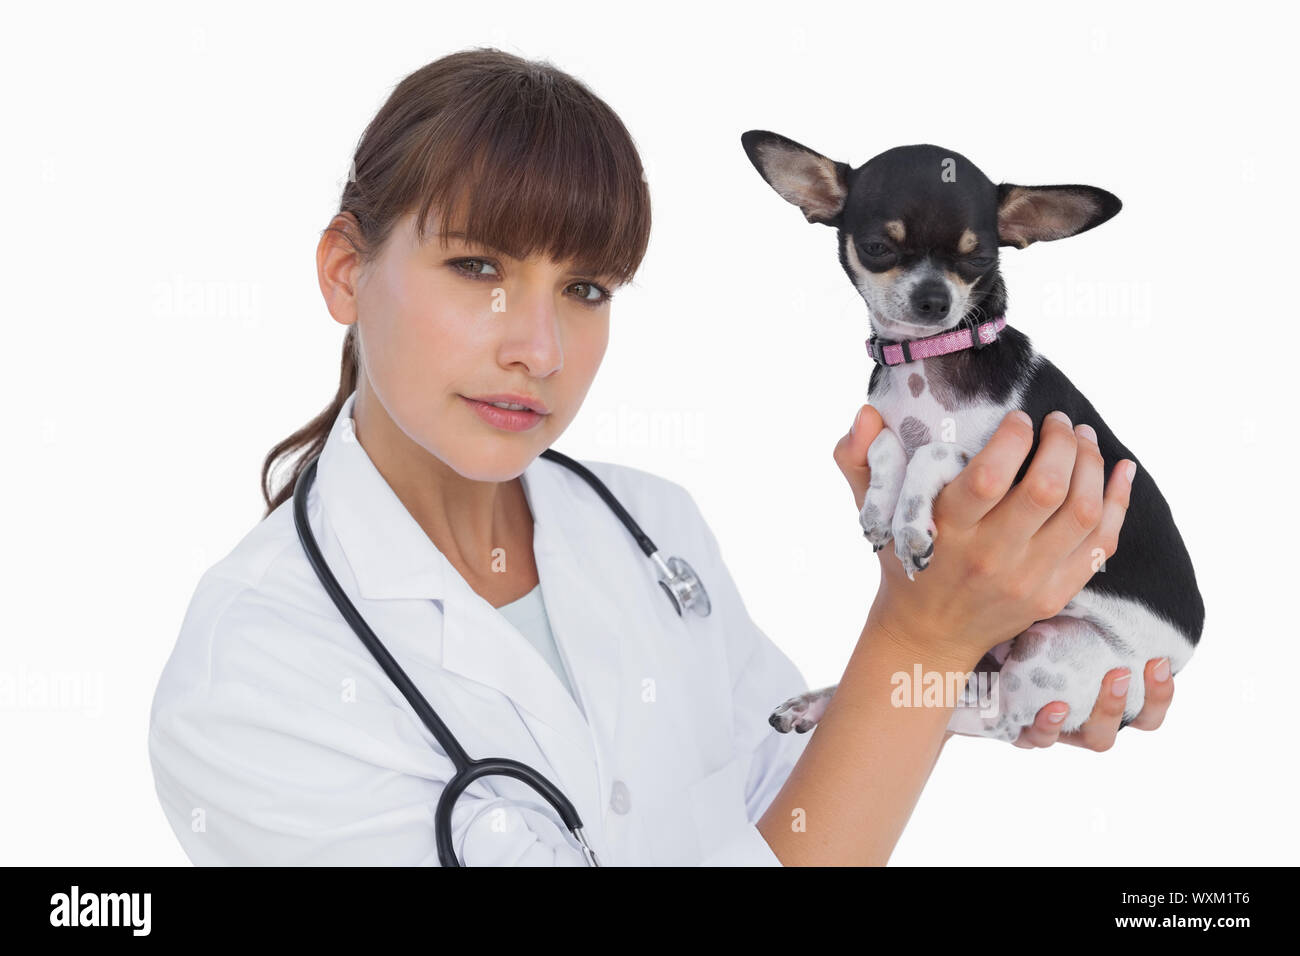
[450, 259, 611, 305]
[570, 281, 614, 306]
[450, 257, 500, 278]
[862, 242, 892, 258]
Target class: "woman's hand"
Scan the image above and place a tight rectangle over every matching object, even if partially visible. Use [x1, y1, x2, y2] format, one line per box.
[835, 403, 1134, 670]
[934, 659, 1175, 751]
[1009, 656, 1175, 749]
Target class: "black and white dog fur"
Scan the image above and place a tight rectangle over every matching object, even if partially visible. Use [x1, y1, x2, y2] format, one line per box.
[742, 133, 1204, 742]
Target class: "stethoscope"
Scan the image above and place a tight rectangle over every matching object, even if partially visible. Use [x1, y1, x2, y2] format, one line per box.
[291, 446, 711, 867]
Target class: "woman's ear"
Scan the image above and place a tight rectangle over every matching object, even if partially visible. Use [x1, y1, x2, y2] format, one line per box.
[317, 213, 365, 328]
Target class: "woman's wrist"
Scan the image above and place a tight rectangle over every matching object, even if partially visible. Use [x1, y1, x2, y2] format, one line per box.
[864, 599, 986, 675]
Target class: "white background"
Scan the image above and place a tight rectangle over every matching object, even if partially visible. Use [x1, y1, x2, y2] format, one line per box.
[4, 0, 1295, 866]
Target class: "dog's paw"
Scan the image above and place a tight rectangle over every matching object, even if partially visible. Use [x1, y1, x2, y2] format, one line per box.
[859, 492, 895, 551]
[893, 494, 937, 579]
[895, 525, 934, 578]
[768, 687, 834, 734]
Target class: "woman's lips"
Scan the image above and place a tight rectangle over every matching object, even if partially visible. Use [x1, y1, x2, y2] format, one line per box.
[460, 395, 547, 432]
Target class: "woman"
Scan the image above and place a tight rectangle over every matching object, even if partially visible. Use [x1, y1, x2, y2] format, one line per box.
[148, 48, 1176, 866]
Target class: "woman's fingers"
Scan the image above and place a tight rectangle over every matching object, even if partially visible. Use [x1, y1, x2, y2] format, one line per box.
[935, 409, 1035, 531]
[1127, 657, 1175, 731]
[1013, 660, 1173, 750]
[1029, 422, 1106, 567]
[833, 404, 885, 512]
[1047, 458, 1135, 604]
[1013, 702, 1070, 748]
[1056, 667, 1130, 751]
[985, 410, 1080, 543]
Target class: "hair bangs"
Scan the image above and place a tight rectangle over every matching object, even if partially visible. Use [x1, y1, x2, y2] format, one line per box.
[409, 71, 651, 287]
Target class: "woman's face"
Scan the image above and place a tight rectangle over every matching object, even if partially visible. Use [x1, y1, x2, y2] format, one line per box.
[334, 209, 616, 481]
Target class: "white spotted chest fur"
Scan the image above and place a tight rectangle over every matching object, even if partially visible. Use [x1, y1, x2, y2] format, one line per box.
[870, 356, 1026, 461]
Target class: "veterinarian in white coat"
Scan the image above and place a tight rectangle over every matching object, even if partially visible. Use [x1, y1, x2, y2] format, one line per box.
[148, 390, 815, 866]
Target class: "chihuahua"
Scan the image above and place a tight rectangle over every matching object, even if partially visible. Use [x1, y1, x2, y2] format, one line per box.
[742, 132, 1203, 742]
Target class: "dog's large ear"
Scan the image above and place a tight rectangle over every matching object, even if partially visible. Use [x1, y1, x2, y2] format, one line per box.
[741, 130, 850, 227]
[996, 183, 1122, 249]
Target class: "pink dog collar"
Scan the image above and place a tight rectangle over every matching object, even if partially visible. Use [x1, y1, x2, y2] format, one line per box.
[865, 315, 1007, 366]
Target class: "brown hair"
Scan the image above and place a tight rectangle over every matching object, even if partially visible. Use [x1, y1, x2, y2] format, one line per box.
[260, 47, 653, 516]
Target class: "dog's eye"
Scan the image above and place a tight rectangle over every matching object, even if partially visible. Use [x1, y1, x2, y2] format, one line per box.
[861, 241, 892, 258]
[966, 256, 995, 269]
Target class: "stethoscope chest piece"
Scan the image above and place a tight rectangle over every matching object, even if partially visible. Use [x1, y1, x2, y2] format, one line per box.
[653, 553, 711, 618]
[535, 447, 712, 620]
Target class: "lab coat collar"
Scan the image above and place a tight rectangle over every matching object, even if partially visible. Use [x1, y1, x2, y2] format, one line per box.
[315, 391, 451, 601]
[314, 391, 623, 814]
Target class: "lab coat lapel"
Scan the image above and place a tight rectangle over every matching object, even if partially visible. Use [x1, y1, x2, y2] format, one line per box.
[523, 455, 625, 755]
[438, 570, 595, 770]
[437, 453, 625, 790]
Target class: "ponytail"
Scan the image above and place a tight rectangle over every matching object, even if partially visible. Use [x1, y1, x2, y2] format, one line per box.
[260, 325, 359, 517]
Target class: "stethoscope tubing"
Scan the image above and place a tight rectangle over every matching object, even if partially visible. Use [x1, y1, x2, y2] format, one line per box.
[539, 448, 658, 557]
[292, 453, 595, 867]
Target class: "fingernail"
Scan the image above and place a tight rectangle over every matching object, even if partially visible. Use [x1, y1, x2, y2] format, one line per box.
[1111, 671, 1131, 696]
[1047, 409, 1071, 427]
[1124, 460, 1137, 482]
[1076, 423, 1097, 443]
[1153, 657, 1170, 682]
[1011, 409, 1031, 426]
[851, 406, 863, 436]
[1047, 708, 1067, 723]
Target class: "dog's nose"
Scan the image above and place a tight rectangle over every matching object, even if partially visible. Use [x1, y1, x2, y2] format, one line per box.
[910, 279, 950, 321]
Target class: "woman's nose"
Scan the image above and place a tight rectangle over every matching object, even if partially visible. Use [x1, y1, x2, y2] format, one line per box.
[498, 291, 564, 376]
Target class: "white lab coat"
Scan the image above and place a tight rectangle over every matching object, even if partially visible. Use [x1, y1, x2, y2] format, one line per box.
[148, 391, 814, 865]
